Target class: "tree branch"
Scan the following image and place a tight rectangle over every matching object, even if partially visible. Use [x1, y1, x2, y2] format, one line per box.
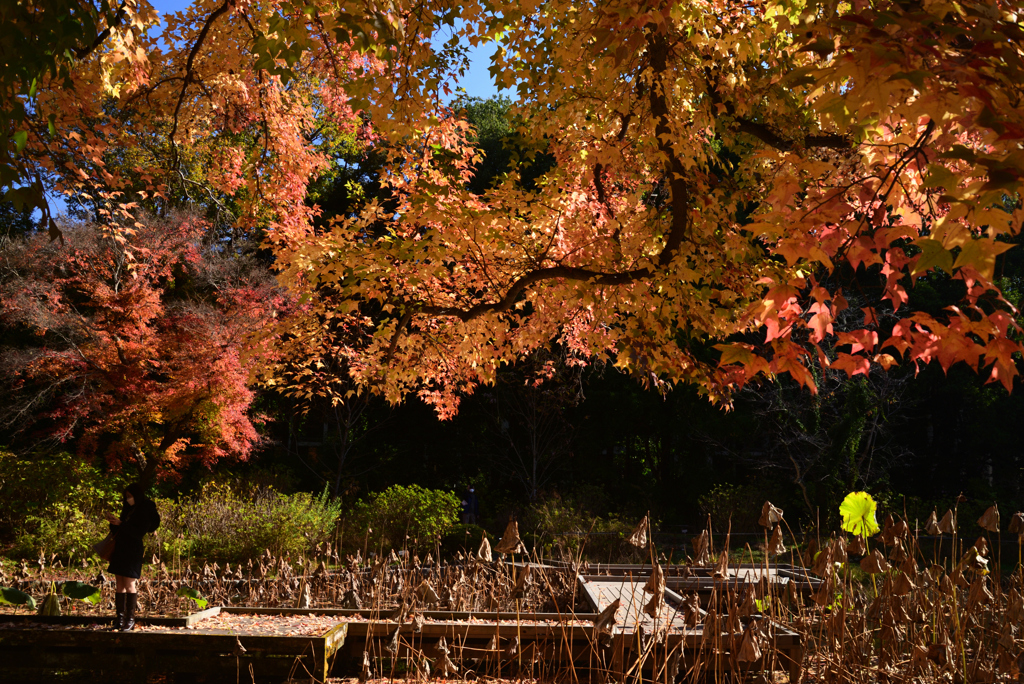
[703, 69, 852, 152]
[73, 1, 129, 60]
[169, 0, 232, 167]
[416, 264, 651, 322]
[646, 33, 690, 266]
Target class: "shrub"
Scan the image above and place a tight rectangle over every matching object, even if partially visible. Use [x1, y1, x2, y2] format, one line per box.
[153, 482, 343, 563]
[348, 485, 461, 552]
[698, 483, 763, 533]
[522, 493, 634, 562]
[0, 450, 128, 561]
[441, 523, 492, 557]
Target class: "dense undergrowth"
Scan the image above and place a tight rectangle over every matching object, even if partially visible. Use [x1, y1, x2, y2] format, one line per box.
[0, 449, 644, 565]
[0, 449, 459, 564]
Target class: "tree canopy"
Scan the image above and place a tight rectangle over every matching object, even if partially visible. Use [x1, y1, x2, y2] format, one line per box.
[2, 0, 1022, 422]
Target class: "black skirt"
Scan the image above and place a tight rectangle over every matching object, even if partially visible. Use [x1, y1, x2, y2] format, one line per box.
[107, 533, 145, 579]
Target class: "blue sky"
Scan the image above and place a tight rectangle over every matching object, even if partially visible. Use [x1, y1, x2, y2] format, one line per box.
[148, 0, 503, 100]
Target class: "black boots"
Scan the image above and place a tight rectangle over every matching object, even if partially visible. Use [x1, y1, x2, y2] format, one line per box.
[121, 592, 137, 631]
[112, 593, 126, 631]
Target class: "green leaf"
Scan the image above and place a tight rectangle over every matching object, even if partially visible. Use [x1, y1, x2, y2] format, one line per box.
[60, 581, 102, 604]
[1, 587, 37, 609]
[176, 586, 208, 610]
[911, 237, 953, 276]
[13, 130, 28, 153]
[839, 491, 880, 539]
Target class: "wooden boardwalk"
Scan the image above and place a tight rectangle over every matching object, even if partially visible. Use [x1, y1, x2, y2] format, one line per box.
[578, 575, 693, 632]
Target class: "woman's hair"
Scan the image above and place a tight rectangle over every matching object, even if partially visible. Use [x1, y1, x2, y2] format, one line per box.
[125, 482, 148, 501]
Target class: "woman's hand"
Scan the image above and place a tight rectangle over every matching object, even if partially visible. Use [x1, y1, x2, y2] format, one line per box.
[105, 513, 121, 525]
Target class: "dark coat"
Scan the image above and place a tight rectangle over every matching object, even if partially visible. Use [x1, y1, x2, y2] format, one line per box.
[107, 496, 161, 579]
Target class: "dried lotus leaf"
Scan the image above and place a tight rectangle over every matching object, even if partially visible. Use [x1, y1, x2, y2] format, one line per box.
[643, 562, 664, 594]
[847, 536, 866, 557]
[910, 645, 929, 673]
[643, 589, 664, 619]
[860, 549, 891, 574]
[360, 651, 372, 682]
[892, 519, 909, 539]
[802, 539, 818, 567]
[643, 563, 665, 618]
[888, 538, 908, 563]
[691, 530, 710, 565]
[477, 533, 492, 562]
[511, 564, 531, 598]
[968, 576, 993, 606]
[1006, 589, 1023, 622]
[892, 572, 916, 596]
[926, 641, 949, 667]
[594, 598, 620, 633]
[416, 580, 440, 604]
[736, 621, 765, 662]
[937, 509, 956, 535]
[713, 547, 729, 579]
[880, 514, 896, 545]
[627, 515, 649, 548]
[759, 501, 784, 528]
[768, 525, 786, 556]
[494, 520, 526, 555]
[1007, 512, 1024, 537]
[977, 504, 999, 533]
[924, 510, 940, 535]
[831, 537, 848, 564]
[438, 655, 458, 677]
[811, 545, 834, 577]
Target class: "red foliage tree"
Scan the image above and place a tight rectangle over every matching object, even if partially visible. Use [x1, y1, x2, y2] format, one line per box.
[0, 215, 282, 481]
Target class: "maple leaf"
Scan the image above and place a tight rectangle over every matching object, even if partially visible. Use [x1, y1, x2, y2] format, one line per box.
[952, 238, 1016, 281]
[983, 338, 1022, 392]
[831, 353, 871, 378]
[911, 238, 953, 278]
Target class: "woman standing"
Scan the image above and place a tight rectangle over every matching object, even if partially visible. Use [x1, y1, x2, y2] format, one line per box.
[104, 483, 161, 631]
